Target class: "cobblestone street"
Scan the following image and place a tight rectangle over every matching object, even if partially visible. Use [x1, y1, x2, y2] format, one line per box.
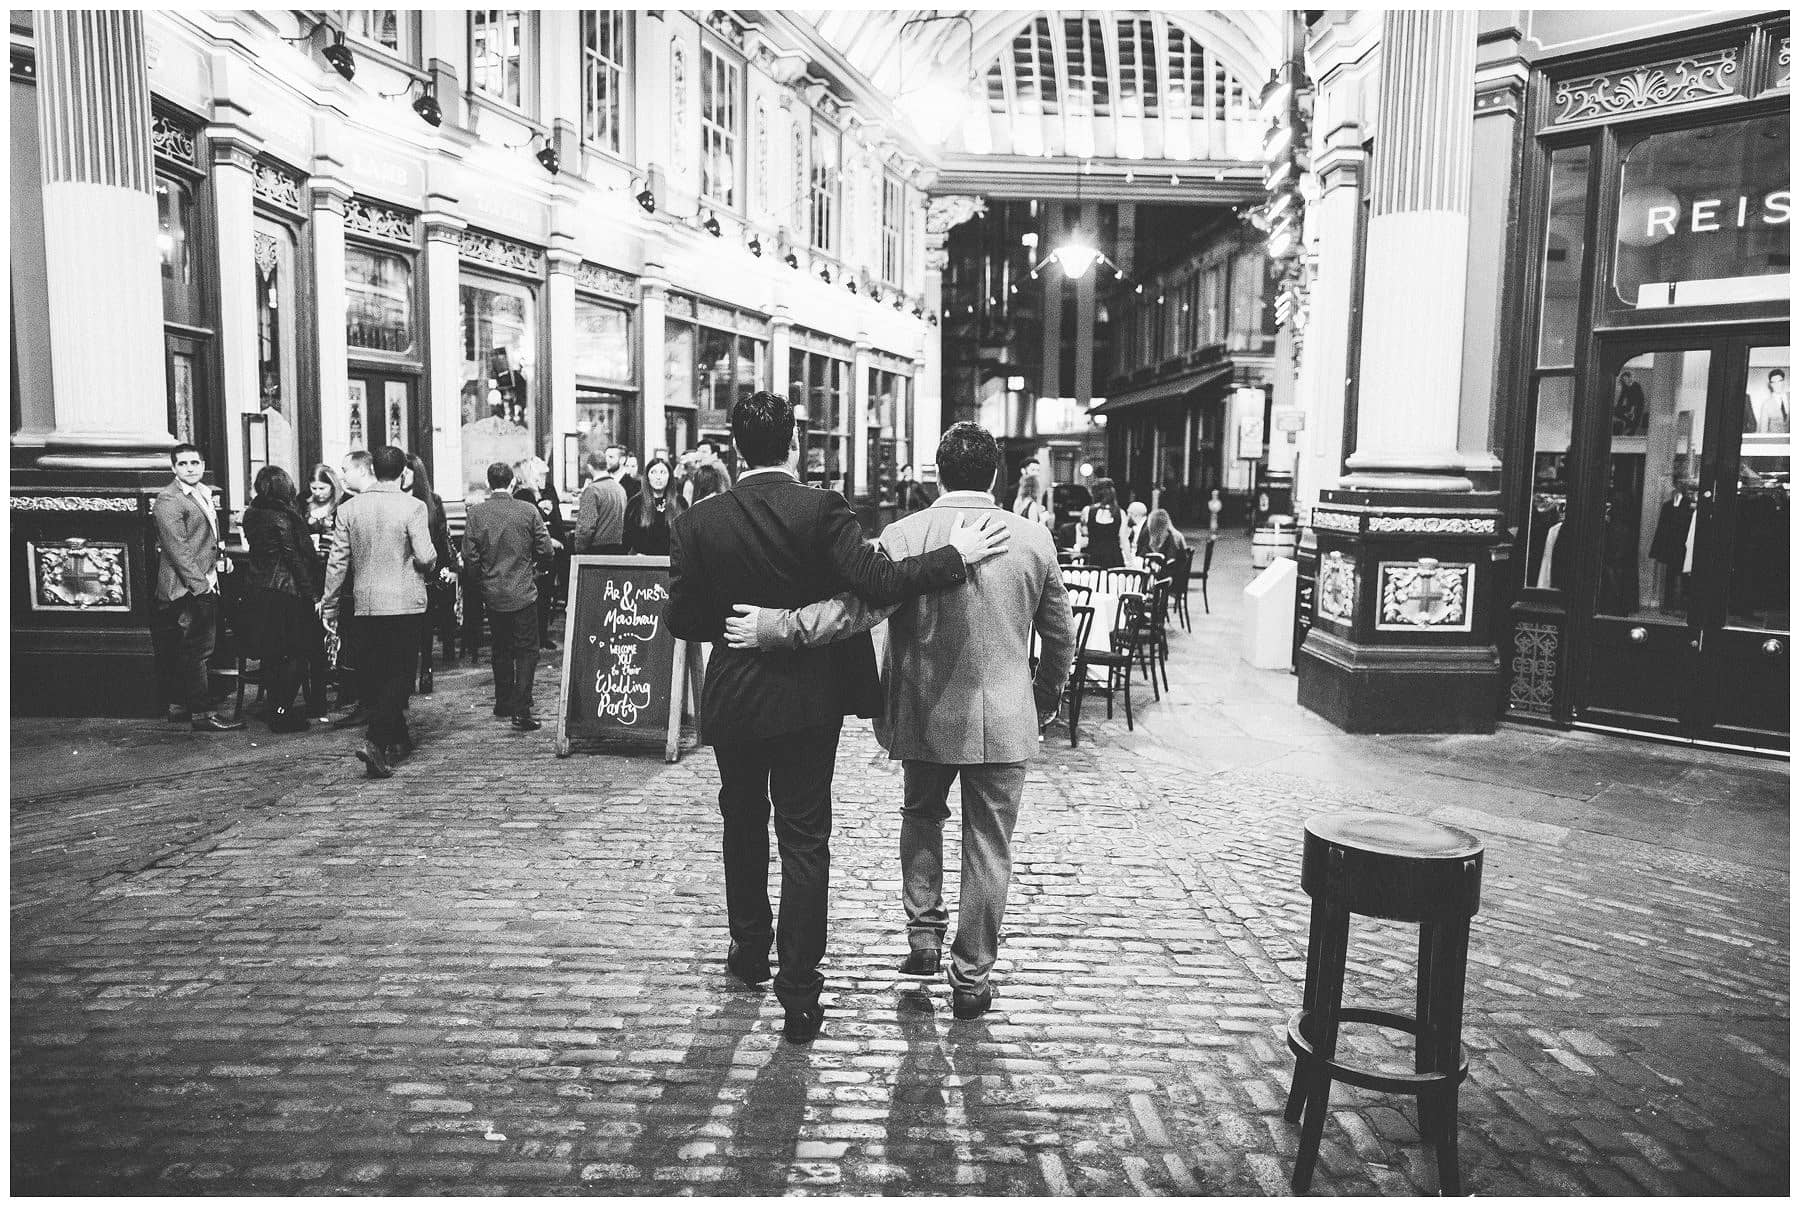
[12, 535, 1789, 1196]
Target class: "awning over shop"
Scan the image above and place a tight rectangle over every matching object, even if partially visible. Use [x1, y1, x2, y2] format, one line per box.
[1090, 359, 1234, 416]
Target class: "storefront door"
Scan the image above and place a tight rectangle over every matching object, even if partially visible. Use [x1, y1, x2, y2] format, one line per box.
[1575, 330, 1789, 751]
[347, 371, 417, 456]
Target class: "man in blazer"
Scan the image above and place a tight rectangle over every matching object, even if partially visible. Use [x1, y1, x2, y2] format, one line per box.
[464, 460, 555, 730]
[668, 391, 1010, 1044]
[724, 422, 1076, 1021]
[151, 443, 244, 731]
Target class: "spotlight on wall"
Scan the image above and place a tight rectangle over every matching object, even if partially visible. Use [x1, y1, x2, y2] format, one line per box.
[927, 312, 938, 326]
[785, 251, 800, 269]
[846, 277, 857, 294]
[819, 267, 832, 284]
[703, 212, 722, 237]
[535, 142, 560, 175]
[911, 305, 923, 319]
[748, 234, 763, 257]
[412, 87, 443, 127]
[634, 181, 656, 213]
[893, 296, 904, 310]
[321, 28, 356, 80]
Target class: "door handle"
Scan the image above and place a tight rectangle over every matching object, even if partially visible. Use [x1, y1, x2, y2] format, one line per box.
[1764, 638, 1784, 657]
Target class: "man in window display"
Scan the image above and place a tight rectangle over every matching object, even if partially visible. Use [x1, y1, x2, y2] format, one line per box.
[1746, 367, 1789, 434]
[152, 444, 245, 732]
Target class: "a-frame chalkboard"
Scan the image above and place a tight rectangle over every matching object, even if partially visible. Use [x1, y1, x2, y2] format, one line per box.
[554, 555, 702, 761]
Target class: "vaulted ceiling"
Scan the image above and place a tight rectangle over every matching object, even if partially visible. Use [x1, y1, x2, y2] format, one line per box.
[791, 9, 1289, 164]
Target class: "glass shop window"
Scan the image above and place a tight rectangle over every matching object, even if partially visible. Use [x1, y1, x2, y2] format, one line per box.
[470, 9, 527, 110]
[254, 220, 300, 474]
[1522, 375, 1574, 589]
[1538, 146, 1590, 368]
[345, 245, 415, 356]
[581, 10, 628, 156]
[573, 298, 632, 383]
[157, 175, 200, 327]
[459, 277, 536, 498]
[1613, 114, 1789, 310]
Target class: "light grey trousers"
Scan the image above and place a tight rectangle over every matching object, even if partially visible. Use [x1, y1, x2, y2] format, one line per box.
[900, 760, 1028, 993]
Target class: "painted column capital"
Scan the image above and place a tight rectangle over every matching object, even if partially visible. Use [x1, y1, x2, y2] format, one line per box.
[205, 125, 263, 173]
[546, 248, 583, 275]
[925, 194, 985, 236]
[309, 175, 354, 214]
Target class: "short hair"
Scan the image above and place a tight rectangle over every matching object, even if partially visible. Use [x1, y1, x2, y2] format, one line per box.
[170, 442, 203, 466]
[1771, 368, 1787, 382]
[730, 391, 795, 468]
[371, 445, 407, 481]
[1024, 458, 1040, 470]
[605, 443, 626, 457]
[487, 461, 515, 490]
[695, 438, 717, 455]
[253, 464, 297, 505]
[936, 422, 1000, 493]
[584, 452, 606, 475]
[344, 449, 373, 473]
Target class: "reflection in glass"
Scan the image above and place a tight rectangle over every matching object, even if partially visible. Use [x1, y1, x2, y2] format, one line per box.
[1598, 350, 1710, 621]
[697, 325, 736, 428]
[573, 299, 631, 382]
[1730, 345, 1791, 632]
[346, 247, 415, 355]
[459, 279, 535, 496]
[256, 221, 299, 472]
[157, 176, 197, 325]
[1614, 115, 1789, 309]
[1538, 145, 1590, 368]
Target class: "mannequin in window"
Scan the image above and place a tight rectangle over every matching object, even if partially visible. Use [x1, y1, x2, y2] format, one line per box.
[1746, 368, 1789, 434]
[1611, 369, 1647, 437]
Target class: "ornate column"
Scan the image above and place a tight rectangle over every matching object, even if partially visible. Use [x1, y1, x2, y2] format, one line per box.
[1297, 10, 1507, 735]
[546, 247, 580, 473]
[851, 338, 872, 500]
[31, 9, 171, 467]
[639, 273, 669, 461]
[421, 201, 466, 500]
[921, 195, 984, 470]
[208, 124, 262, 516]
[310, 168, 355, 472]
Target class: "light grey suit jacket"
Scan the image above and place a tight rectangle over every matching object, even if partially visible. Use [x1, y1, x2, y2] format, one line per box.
[320, 482, 436, 625]
[152, 480, 219, 602]
[758, 491, 1076, 765]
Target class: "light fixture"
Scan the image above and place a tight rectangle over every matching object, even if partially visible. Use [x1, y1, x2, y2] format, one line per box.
[895, 15, 978, 146]
[893, 296, 904, 310]
[321, 28, 356, 80]
[703, 212, 722, 237]
[379, 79, 443, 127]
[785, 251, 800, 269]
[1170, 173, 1180, 186]
[819, 267, 832, 284]
[1056, 240, 1099, 280]
[634, 180, 656, 213]
[748, 234, 763, 257]
[846, 277, 858, 294]
[927, 312, 938, 326]
[536, 143, 560, 175]
[1124, 169, 1134, 184]
[911, 305, 923, 318]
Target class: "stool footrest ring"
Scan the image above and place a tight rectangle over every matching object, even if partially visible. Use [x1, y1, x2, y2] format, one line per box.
[1287, 1007, 1470, 1097]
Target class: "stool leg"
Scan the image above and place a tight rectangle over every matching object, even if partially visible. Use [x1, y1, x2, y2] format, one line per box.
[1415, 920, 1440, 1142]
[1430, 918, 1471, 1196]
[1292, 901, 1349, 1193]
[1285, 895, 1329, 1124]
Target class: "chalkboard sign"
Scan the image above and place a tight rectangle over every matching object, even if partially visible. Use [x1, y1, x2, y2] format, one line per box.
[554, 555, 701, 761]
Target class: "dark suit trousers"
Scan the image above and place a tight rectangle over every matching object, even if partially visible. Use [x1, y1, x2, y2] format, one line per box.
[355, 614, 422, 747]
[712, 721, 841, 1012]
[488, 605, 539, 717]
[151, 593, 218, 712]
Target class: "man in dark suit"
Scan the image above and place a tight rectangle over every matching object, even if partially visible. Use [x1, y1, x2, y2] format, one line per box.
[466, 461, 555, 731]
[668, 391, 1009, 1044]
[151, 443, 244, 731]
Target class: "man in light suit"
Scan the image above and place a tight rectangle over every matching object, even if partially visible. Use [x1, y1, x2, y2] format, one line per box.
[151, 443, 244, 731]
[725, 422, 1076, 1020]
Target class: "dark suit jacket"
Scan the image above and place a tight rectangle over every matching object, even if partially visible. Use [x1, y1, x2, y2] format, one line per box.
[668, 470, 967, 744]
[463, 495, 554, 614]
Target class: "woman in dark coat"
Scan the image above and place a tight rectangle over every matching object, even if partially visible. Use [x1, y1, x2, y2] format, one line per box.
[1078, 477, 1126, 568]
[405, 453, 459, 694]
[624, 457, 686, 556]
[240, 465, 324, 733]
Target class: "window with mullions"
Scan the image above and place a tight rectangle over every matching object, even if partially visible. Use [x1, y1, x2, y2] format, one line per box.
[581, 10, 628, 156]
[470, 10, 526, 110]
[700, 44, 740, 209]
[340, 10, 416, 62]
[810, 118, 839, 253]
[881, 175, 905, 283]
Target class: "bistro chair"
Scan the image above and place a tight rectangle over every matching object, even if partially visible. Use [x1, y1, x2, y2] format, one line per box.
[1168, 544, 1196, 632]
[1114, 577, 1171, 698]
[1069, 592, 1142, 744]
[1193, 536, 1216, 615]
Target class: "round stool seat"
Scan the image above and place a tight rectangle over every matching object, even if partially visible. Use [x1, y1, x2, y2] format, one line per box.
[1302, 811, 1484, 923]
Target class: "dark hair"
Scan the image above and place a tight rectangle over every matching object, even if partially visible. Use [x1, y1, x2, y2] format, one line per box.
[632, 458, 685, 530]
[487, 461, 515, 490]
[690, 463, 728, 501]
[1771, 369, 1788, 382]
[404, 453, 435, 502]
[584, 451, 606, 476]
[936, 422, 1000, 492]
[695, 438, 717, 456]
[252, 464, 298, 507]
[170, 442, 203, 466]
[1091, 477, 1117, 508]
[730, 391, 794, 468]
[372, 445, 407, 481]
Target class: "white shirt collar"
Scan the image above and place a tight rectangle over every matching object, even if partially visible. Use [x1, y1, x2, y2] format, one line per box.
[737, 465, 796, 482]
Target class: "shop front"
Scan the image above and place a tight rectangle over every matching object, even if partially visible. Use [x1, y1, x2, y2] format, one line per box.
[569, 262, 639, 488]
[1504, 16, 1789, 752]
[342, 197, 422, 467]
[663, 294, 768, 475]
[789, 329, 855, 493]
[458, 231, 546, 500]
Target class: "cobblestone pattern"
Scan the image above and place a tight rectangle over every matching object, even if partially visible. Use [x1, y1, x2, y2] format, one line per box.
[11, 662, 1789, 1195]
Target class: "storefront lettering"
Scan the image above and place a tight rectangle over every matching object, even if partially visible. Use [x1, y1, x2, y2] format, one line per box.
[1643, 189, 1790, 238]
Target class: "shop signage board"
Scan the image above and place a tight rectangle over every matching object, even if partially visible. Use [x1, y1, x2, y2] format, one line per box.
[554, 555, 701, 761]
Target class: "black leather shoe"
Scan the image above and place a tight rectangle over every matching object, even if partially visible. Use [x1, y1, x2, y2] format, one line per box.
[782, 1005, 824, 1044]
[354, 741, 393, 779]
[726, 941, 772, 986]
[898, 949, 941, 978]
[191, 713, 246, 732]
[330, 707, 369, 731]
[511, 715, 542, 732]
[952, 984, 995, 1021]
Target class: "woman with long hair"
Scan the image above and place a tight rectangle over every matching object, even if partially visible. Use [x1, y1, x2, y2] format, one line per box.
[688, 461, 728, 505]
[240, 465, 324, 733]
[1138, 507, 1189, 565]
[403, 453, 459, 693]
[1077, 477, 1126, 568]
[624, 457, 687, 555]
[1012, 472, 1051, 527]
[304, 464, 343, 554]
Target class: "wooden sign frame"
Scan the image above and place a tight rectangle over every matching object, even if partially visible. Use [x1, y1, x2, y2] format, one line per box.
[553, 555, 704, 761]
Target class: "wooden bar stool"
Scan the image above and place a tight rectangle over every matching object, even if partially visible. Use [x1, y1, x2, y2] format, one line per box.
[1284, 812, 1484, 1195]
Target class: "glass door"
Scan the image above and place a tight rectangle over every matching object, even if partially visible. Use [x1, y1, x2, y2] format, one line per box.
[1576, 332, 1789, 749]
